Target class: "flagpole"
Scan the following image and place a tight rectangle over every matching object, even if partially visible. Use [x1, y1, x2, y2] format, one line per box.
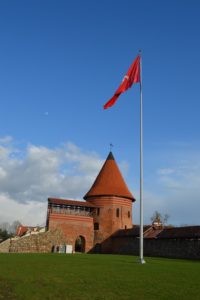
[139, 50, 146, 264]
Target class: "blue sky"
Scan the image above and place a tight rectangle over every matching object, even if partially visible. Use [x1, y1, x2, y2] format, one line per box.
[0, 0, 200, 227]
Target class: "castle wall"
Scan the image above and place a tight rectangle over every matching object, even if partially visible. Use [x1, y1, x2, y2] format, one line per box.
[48, 213, 94, 252]
[100, 235, 200, 259]
[9, 229, 65, 253]
[0, 238, 11, 253]
[6, 228, 200, 259]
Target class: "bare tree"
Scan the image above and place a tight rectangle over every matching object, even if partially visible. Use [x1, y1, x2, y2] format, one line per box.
[10, 220, 22, 234]
[0, 222, 10, 232]
[0, 220, 22, 234]
[151, 211, 169, 226]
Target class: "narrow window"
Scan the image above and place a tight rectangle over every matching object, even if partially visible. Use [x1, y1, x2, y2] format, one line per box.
[94, 223, 99, 230]
[97, 208, 100, 216]
[116, 208, 120, 217]
[128, 211, 130, 218]
[125, 225, 127, 229]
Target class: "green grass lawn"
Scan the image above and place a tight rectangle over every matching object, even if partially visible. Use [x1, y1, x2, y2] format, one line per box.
[0, 253, 200, 300]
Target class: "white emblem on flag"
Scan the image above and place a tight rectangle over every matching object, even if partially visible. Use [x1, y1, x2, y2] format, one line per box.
[122, 75, 129, 82]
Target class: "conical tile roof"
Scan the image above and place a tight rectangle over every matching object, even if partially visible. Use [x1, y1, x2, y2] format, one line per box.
[84, 152, 135, 201]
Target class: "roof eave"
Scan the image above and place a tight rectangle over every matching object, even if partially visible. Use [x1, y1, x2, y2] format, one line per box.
[84, 194, 136, 202]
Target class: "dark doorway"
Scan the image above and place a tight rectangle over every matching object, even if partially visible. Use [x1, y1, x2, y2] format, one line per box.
[75, 236, 86, 253]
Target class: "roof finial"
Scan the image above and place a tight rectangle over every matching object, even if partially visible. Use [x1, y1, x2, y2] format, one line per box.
[110, 143, 114, 152]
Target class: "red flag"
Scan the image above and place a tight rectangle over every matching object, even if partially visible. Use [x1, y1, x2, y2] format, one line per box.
[103, 55, 141, 109]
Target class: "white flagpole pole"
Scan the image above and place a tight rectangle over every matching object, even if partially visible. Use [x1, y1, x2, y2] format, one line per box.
[139, 50, 146, 264]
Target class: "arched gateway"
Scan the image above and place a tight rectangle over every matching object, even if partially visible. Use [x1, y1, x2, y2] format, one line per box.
[75, 236, 85, 253]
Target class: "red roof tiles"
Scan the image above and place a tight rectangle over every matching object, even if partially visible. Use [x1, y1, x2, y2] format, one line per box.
[157, 226, 200, 239]
[113, 225, 151, 237]
[84, 152, 135, 201]
[16, 226, 43, 237]
[48, 198, 96, 208]
[16, 226, 29, 236]
[113, 225, 200, 239]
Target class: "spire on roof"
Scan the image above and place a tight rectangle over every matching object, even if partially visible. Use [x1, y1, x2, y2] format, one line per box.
[84, 152, 135, 202]
[107, 151, 115, 160]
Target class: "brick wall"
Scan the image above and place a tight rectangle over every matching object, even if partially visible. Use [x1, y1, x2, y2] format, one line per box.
[87, 196, 133, 245]
[48, 213, 94, 252]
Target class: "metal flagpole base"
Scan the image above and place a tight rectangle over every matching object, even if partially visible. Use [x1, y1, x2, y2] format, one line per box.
[138, 258, 146, 264]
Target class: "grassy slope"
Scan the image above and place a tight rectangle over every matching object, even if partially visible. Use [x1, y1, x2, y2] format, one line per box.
[0, 254, 199, 300]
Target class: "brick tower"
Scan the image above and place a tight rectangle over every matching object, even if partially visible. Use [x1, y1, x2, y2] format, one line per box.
[84, 152, 135, 247]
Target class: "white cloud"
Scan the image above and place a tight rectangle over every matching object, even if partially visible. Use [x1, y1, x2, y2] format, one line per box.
[0, 138, 103, 225]
[1, 137, 200, 227]
[157, 168, 175, 175]
[131, 147, 200, 226]
[0, 136, 13, 144]
[143, 158, 200, 225]
[0, 194, 47, 226]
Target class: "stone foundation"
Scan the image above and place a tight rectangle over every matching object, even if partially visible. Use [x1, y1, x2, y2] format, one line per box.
[9, 229, 65, 253]
[0, 238, 11, 253]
